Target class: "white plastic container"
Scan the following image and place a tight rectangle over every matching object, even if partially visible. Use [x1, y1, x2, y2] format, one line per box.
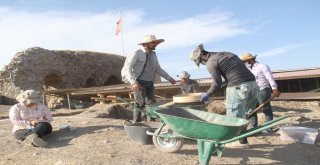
[279, 126, 318, 144]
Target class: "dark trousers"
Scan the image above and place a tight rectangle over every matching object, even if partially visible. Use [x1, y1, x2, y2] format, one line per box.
[133, 80, 156, 122]
[249, 88, 273, 128]
[13, 122, 52, 141]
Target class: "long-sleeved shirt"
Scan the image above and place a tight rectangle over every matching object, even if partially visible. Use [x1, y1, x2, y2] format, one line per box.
[205, 52, 255, 95]
[121, 47, 173, 84]
[9, 103, 53, 133]
[248, 61, 278, 90]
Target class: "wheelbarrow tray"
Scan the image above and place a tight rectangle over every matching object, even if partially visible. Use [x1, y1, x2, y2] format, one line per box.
[146, 104, 163, 119]
[155, 107, 248, 141]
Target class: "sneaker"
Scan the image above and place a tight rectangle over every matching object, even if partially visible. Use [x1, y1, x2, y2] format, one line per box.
[224, 141, 249, 149]
[24, 133, 48, 148]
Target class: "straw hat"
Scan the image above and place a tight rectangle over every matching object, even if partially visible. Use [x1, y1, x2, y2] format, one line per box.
[179, 71, 190, 78]
[239, 53, 257, 61]
[138, 35, 164, 45]
[189, 44, 204, 67]
[16, 90, 41, 104]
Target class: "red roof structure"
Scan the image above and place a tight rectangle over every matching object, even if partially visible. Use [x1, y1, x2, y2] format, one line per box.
[272, 67, 320, 80]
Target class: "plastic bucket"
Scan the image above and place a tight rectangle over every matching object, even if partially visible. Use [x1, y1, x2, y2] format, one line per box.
[123, 121, 162, 145]
[280, 126, 319, 144]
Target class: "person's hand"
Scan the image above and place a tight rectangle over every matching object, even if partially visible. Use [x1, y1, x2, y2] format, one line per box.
[30, 120, 38, 126]
[131, 82, 141, 91]
[169, 78, 176, 84]
[272, 89, 281, 97]
[39, 115, 47, 121]
[200, 93, 209, 102]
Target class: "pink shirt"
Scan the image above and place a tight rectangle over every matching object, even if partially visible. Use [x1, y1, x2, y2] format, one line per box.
[9, 103, 53, 133]
[249, 62, 278, 90]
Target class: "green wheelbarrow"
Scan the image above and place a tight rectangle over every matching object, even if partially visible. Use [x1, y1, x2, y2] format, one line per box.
[107, 96, 186, 152]
[149, 107, 301, 165]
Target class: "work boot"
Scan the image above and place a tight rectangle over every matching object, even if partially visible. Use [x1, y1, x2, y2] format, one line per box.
[133, 107, 142, 123]
[24, 133, 48, 148]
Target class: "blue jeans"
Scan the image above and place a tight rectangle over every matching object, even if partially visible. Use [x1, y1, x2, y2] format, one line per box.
[226, 81, 260, 119]
[226, 81, 260, 144]
[249, 88, 273, 128]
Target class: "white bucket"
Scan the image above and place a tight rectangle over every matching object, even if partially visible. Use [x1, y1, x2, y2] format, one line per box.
[279, 126, 318, 144]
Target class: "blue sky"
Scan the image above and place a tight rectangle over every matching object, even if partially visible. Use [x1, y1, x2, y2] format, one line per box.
[0, 0, 319, 79]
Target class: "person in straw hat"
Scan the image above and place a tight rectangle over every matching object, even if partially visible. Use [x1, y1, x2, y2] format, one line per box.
[178, 71, 199, 94]
[189, 44, 261, 148]
[9, 89, 52, 147]
[121, 35, 176, 123]
[239, 53, 280, 133]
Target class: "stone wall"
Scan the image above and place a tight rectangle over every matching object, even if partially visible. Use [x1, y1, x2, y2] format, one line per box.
[0, 47, 125, 104]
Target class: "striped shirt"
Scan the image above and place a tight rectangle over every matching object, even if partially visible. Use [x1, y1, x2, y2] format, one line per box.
[205, 52, 255, 95]
[9, 103, 53, 133]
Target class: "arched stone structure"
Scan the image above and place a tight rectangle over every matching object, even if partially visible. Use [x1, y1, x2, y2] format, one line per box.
[0, 47, 126, 103]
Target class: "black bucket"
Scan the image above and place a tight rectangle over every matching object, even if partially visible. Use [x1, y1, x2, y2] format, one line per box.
[123, 121, 162, 145]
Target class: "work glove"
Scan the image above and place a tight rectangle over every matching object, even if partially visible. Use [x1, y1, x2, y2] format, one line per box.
[200, 93, 209, 102]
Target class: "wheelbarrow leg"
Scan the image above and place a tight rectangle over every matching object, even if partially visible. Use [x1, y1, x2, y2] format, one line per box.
[197, 140, 216, 165]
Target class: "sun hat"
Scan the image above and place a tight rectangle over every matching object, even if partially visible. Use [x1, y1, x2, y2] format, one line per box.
[16, 90, 41, 104]
[179, 71, 190, 78]
[138, 35, 165, 45]
[189, 44, 204, 67]
[239, 53, 257, 61]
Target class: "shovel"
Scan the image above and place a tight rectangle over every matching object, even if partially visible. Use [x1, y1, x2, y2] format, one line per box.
[247, 95, 276, 118]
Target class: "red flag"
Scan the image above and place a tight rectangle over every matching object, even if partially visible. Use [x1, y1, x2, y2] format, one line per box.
[115, 17, 122, 35]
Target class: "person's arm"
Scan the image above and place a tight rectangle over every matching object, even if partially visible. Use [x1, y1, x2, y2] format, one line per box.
[39, 104, 53, 122]
[206, 61, 223, 95]
[121, 50, 144, 91]
[9, 105, 30, 127]
[154, 53, 175, 84]
[262, 64, 280, 97]
[122, 51, 140, 85]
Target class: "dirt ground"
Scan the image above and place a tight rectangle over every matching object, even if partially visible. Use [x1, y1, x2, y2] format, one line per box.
[0, 100, 320, 165]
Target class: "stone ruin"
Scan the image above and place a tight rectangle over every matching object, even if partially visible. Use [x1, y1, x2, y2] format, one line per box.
[0, 47, 126, 106]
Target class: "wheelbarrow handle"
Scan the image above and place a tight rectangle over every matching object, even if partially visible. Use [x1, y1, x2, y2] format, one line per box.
[106, 95, 136, 109]
[106, 95, 134, 103]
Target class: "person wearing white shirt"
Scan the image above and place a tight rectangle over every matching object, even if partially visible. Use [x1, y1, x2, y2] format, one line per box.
[240, 53, 281, 133]
[121, 35, 176, 123]
[9, 90, 52, 147]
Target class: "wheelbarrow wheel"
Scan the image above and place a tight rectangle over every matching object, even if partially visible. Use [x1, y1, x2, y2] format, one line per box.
[152, 127, 184, 153]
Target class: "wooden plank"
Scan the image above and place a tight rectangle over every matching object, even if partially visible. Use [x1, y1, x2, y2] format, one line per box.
[273, 92, 320, 100]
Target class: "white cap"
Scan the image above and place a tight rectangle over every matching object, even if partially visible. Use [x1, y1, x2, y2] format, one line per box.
[179, 71, 190, 78]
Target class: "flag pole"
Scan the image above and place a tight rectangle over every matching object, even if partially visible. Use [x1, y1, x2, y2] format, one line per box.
[120, 19, 124, 56]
